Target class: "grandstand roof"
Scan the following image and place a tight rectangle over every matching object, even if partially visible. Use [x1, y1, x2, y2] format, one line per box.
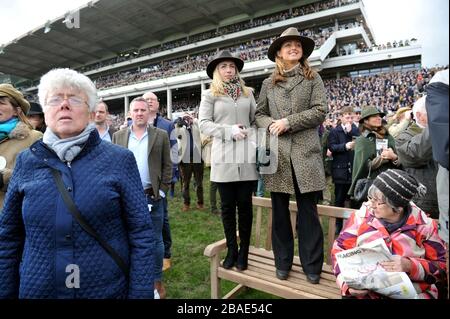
[0, 0, 315, 80]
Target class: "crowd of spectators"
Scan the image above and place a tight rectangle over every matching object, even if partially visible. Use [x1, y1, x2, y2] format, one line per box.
[78, 0, 360, 73]
[22, 66, 448, 134]
[324, 66, 447, 119]
[93, 23, 347, 90]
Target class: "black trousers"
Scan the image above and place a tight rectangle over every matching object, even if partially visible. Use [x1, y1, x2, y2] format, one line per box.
[334, 183, 351, 234]
[180, 162, 204, 205]
[270, 173, 324, 275]
[217, 181, 256, 249]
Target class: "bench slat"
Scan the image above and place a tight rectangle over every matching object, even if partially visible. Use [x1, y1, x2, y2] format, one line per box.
[205, 197, 357, 298]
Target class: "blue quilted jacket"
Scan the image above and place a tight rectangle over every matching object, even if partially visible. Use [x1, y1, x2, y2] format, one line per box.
[0, 130, 155, 299]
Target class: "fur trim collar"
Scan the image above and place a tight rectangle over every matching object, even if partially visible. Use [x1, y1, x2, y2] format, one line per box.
[9, 122, 31, 140]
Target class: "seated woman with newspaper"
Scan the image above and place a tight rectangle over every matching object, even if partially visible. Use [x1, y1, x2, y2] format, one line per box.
[331, 169, 447, 299]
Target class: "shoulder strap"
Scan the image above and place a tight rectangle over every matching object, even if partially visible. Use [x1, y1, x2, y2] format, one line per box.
[51, 168, 129, 278]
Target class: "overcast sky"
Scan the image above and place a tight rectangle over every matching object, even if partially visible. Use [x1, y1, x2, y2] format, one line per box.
[0, 0, 448, 67]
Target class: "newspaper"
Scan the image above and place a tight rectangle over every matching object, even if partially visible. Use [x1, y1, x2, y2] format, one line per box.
[335, 238, 418, 299]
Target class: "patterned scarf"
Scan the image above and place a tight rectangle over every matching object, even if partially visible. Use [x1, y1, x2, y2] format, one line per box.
[223, 76, 242, 102]
[363, 123, 387, 139]
[0, 117, 19, 142]
[43, 123, 96, 162]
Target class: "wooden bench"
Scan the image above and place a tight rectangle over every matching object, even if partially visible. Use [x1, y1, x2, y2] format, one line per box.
[204, 196, 356, 299]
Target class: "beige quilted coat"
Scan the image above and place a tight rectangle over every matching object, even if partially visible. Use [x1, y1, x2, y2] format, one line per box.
[255, 67, 327, 194]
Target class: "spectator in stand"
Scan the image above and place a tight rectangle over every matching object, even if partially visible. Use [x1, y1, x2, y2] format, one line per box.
[26, 102, 46, 133]
[143, 91, 178, 272]
[199, 50, 258, 271]
[395, 96, 439, 219]
[0, 69, 156, 299]
[332, 169, 447, 299]
[255, 27, 327, 284]
[387, 106, 413, 138]
[0, 85, 43, 210]
[174, 112, 205, 212]
[349, 107, 400, 204]
[327, 107, 360, 234]
[113, 97, 172, 299]
[94, 101, 116, 142]
[425, 69, 449, 297]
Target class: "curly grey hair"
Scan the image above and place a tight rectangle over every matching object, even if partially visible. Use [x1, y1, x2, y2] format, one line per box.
[38, 68, 98, 112]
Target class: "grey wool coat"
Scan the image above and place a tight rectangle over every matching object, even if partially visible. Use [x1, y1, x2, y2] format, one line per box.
[199, 89, 259, 183]
[255, 66, 327, 194]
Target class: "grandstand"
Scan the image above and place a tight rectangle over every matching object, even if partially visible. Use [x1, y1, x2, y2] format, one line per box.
[0, 0, 426, 122]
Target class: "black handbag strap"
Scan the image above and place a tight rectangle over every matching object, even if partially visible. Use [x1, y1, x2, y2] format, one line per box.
[51, 168, 129, 278]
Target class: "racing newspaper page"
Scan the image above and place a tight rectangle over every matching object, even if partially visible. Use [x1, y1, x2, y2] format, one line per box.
[335, 238, 418, 299]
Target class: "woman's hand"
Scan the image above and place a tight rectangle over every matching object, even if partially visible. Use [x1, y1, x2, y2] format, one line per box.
[231, 124, 247, 140]
[269, 119, 288, 136]
[380, 256, 411, 273]
[380, 148, 398, 161]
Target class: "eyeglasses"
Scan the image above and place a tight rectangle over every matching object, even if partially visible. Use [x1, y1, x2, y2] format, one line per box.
[46, 95, 87, 107]
[367, 196, 386, 206]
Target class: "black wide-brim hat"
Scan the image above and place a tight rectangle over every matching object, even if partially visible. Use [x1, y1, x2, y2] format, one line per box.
[28, 102, 44, 116]
[268, 27, 315, 62]
[206, 50, 244, 79]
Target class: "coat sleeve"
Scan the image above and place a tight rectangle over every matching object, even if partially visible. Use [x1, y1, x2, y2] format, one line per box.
[0, 153, 25, 298]
[328, 129, 347, 154]
[331, 206, 366, 296]
[198, 91, 233, 140]
[255, 79, 274, 130]
[285, 74, 328, 133]
[407, 217, 447, 283]
[396, 127, 433, 167]
[119, 151, 155, 299]
[160, 132, 173, 193]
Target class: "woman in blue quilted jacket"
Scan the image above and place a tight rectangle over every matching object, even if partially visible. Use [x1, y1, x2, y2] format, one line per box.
[0, 68, 156, 299]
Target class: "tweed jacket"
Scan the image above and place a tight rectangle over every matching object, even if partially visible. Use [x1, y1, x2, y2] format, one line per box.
[0, 122, 42, 210]
[199, 89, 258, 183]
[0, 130, 155, 298]
[112, 125, 172, 198]
[331, 202, 446, 299]
[255, 67, 327, 194]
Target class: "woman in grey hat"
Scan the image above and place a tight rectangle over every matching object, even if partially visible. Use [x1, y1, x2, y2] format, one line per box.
[0, 84, 43, 210]
[199, 50, 258, 271]
[255, 27, 327, 283]
[349, 106, 400, 203]
[332, 169, 446, 299]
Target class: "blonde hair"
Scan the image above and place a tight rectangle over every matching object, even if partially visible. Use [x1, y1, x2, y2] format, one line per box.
[210, 68, 253, 97]
[272, 56, 316, 85]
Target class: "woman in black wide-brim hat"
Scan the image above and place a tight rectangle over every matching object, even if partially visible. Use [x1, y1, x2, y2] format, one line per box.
[199, 50, 258, 271]
[255, 27, 328, 284]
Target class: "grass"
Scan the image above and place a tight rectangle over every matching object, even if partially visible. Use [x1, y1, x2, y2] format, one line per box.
[164, 168, 334, 299]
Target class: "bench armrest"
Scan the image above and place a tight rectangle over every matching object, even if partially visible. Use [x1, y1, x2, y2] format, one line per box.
[204, 238, 228, 257]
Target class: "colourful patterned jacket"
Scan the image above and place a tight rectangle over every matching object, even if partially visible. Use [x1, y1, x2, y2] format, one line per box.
[331, 202, 446, 299]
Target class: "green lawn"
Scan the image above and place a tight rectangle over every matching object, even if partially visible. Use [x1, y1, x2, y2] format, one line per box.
[164, 168, 333, 299]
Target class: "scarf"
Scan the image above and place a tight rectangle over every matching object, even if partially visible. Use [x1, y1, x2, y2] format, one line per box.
[362, 123, 387, 139]
[0, 117, 19, 141]
[43, 123, 96, 162]
[223, 76, 242, 102]
[379, 205, 411, 234]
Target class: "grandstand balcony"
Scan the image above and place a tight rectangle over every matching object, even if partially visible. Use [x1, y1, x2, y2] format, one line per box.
[84, 0, 369, 77]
